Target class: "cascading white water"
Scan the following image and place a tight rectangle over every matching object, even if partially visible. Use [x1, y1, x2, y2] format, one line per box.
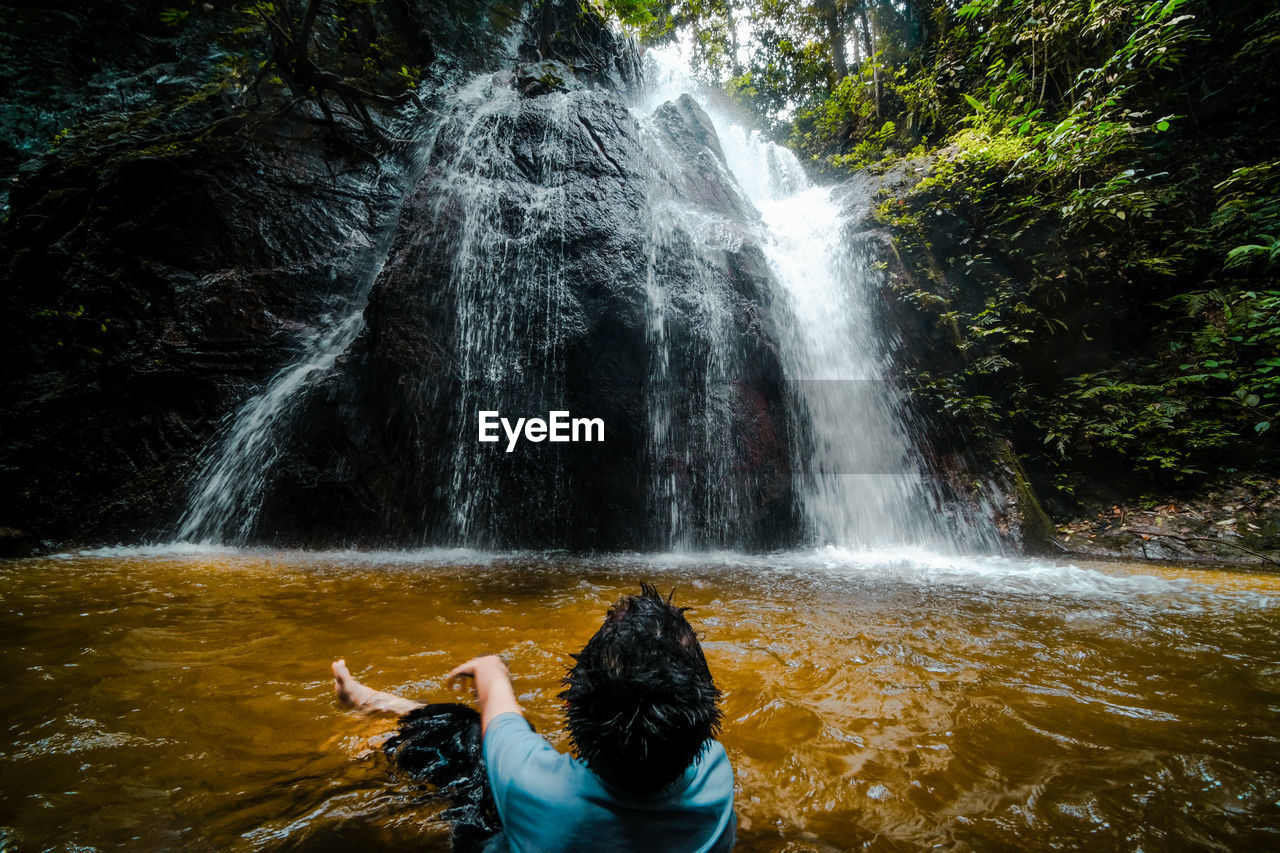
[641, 200, 680, 542]
[174, 306, 368, 543]
[427, 76, 574, 543]
[638, 191, 753, 549]
[752, 177, 959, 547]
[640, 49, 999, 551]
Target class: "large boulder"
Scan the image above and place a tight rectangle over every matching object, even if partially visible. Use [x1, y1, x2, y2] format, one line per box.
[255, 74, 799, 550]
[1, 0, 797, 551]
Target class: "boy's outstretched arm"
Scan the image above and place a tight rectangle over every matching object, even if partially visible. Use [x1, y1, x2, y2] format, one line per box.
[447, 654, 522, 734]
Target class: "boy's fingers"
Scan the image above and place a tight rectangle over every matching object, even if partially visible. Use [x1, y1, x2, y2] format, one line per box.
[446, 660, 477, 681]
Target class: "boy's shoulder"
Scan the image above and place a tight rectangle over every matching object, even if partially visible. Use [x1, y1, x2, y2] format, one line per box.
[484, 712, 597, 798]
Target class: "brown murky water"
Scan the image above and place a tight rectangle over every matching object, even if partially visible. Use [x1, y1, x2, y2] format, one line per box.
[2, 547, 1279, 851]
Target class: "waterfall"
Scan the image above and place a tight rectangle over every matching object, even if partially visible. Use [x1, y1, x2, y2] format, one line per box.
[639, 164, 755, 549]
[172, 43, 997, 553]
[174, 306, 369, 543]
[172, 85, 460, 545]
[717, 128, 958, 547]
[640, 49, 999, 552]
[425, 76, 575, 544]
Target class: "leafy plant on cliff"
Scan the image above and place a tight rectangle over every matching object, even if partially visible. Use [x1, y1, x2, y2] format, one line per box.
[243, 0, 424, 139]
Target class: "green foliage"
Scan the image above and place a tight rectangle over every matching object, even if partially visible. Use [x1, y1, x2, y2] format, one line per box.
[160, 7, 192, 28]
[395, 65, 421, 89]
[1037, 289, 1280, 478]
[1226, 236, 1280, 271]
[826, 118, 896, 170]
[596, 0, 664, 30]
[782, 0, 1280, 500]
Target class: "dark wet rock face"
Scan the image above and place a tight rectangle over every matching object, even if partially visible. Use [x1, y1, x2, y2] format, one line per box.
[0, 0, 524, 547]
[2, 0, 795, 551]
[257, 70, 798, 550]
[1, 115, 409, 545]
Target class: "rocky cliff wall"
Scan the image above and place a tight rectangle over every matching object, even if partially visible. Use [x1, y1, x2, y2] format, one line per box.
[0, 0, 523, 551]
[1, 1, 798, 553]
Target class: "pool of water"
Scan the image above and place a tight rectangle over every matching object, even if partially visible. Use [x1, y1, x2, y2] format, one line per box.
[2, 547, 1278, 851]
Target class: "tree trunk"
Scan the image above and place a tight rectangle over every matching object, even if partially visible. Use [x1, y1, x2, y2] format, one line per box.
[856, 2, 880, 116]
[725, 1, 743, 77]
[534, 0, 558, 60]
[818, 0, 849, 81]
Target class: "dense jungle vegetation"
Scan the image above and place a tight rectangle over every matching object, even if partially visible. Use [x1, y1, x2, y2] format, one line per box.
[603, 0, 1279, 511]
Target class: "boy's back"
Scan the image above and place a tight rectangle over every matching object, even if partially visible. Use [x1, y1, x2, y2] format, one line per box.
[483, 711, 735, 852]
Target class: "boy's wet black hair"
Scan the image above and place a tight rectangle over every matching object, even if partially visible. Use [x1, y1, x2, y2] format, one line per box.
[559, 583, 723, 793]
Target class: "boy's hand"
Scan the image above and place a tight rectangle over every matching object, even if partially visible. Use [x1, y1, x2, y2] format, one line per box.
[447, 654, 522, 733]
[447, 654, 510, 688]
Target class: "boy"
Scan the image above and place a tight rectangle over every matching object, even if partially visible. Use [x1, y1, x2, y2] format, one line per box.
[334, 583, 736, 851]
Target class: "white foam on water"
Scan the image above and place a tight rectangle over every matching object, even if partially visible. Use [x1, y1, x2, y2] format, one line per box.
[55, 542, 245, 560]
[45, 543, 1277, 609]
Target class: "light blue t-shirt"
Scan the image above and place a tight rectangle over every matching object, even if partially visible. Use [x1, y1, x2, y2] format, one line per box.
[482, 712, 736, 853]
